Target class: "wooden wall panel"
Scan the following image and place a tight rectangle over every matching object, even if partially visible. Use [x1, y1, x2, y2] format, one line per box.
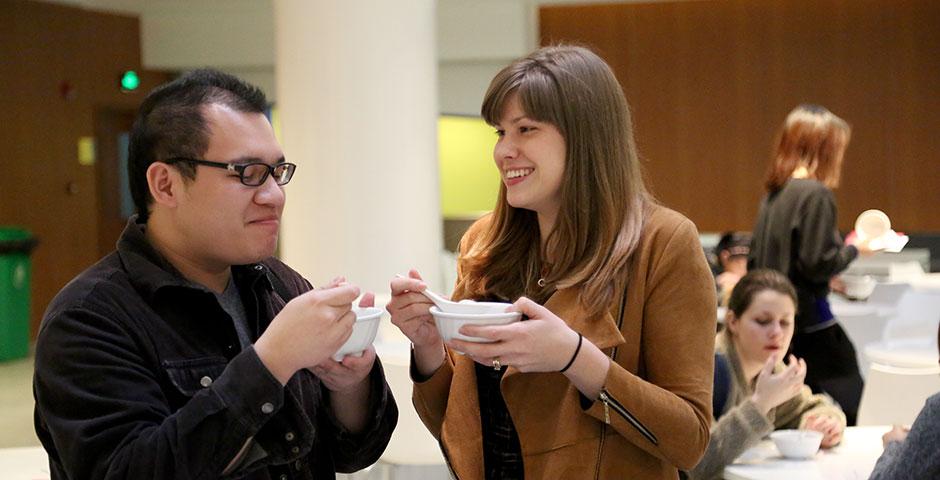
[0, 0, 170, 339]
[540, 0, 940, 233]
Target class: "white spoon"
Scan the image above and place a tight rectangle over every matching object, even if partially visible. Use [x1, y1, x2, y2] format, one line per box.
[395, 274, 512, 314]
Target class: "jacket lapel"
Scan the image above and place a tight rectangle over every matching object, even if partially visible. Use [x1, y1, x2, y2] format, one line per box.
[442, 353, 486, 479]
[543, 287, 626, 349]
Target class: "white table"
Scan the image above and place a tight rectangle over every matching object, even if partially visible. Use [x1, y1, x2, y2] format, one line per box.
[0, 446, 49, 480]
[723, 426, 888, 480]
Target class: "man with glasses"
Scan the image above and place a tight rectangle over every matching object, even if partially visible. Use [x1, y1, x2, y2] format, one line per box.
[33, 69, 397, 479]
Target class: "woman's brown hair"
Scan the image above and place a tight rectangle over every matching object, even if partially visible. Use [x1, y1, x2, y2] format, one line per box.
[722, 269, 798, 341]
[458, 45, 651, 316]
[726, 269, 798, 319]
[764, 104, 851, 193]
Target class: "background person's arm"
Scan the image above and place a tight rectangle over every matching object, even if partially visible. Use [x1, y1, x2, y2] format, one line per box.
[687, 399, 773, 480]
[795, 188, 858, 282]
[869, 393, 940, 480]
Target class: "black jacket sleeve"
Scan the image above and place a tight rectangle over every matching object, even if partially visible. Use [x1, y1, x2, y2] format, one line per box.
[795, 188, 858, 283]
[320, 359, 398, 473]
[34, 306, 286, 480]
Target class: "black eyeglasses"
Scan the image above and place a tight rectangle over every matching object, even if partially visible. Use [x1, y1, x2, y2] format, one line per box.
[163, 157, 296, 186]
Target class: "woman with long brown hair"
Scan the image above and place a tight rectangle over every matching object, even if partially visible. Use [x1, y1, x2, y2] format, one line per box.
[749, 104, 877, 425]
[387, 45, 716, 479]
[689, 269, 846, 480]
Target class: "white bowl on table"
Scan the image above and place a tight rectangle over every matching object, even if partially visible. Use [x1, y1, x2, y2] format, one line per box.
[842, 274, 877, 300]
[429, 305, 521, 343]
[332, 306, 383, 361]
[770, 429, 823, 459]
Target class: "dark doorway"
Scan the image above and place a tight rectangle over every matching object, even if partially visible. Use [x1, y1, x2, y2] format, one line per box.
[94, 109, 135, 257]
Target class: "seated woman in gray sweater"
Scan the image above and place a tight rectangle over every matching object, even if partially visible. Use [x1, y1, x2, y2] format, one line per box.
[689, 269, 846, 480]
[868, 323, 940, 479]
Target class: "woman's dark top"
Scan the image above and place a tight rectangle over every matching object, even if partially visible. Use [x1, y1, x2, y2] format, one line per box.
[749, 178, 858, 332]
[476, 362, 524, 479]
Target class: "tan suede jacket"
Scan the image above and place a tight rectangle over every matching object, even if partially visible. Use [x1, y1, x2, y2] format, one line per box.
[413, 205, 717, 479]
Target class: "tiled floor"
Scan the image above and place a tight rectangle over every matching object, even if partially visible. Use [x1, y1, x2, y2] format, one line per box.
[0, 355, 39, 448]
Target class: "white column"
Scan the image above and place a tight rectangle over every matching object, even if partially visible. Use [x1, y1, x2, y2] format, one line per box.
[274, 0, 442, 298]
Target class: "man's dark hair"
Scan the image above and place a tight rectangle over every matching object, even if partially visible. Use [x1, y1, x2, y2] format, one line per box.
[128, 68, 268, 222]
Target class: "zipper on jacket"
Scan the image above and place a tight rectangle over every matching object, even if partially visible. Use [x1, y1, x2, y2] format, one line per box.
[594, 423, 607, 480]
[595, 275, 631, 479]
[598, 390, 659, 445]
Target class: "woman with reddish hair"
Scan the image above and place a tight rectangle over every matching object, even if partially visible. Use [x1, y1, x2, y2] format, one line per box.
[749, 104, 876, 425]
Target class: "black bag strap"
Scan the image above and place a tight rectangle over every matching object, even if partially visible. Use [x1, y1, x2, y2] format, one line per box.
[712, 353, 733, 419]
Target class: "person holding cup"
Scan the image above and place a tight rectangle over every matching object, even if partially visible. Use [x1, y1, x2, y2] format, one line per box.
[748, 104, 877, 425]
[33, 69, 397, 479]
[688, 269, 846, 480]
[388, 45, 716, 479]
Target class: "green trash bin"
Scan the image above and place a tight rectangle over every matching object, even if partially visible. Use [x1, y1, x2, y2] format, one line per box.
[0, 227, 38, 361]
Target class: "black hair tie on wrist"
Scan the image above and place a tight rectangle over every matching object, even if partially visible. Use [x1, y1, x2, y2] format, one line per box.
[559, 333, 583, 373]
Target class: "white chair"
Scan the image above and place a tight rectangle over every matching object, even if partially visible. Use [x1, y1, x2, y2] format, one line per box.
[857, 339, 940, 426]
[888, 261, 927, 283]
[373, 343, 451, 480]
[832, 282, 914, 378]
[882, 290, 940, 343]
[866, 282, 911, 306]
[831, 302, 888, 379]
[910, 273, 940, 292]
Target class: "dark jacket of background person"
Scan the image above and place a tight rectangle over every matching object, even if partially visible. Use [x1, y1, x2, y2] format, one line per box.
[413, 205, 717, 479]
[749, 178, 857, 332]
[748, 177, 863, 425]
[33, 219, 398, 480]
[687, 334, 845, 480]
[868, 392, 940, 480]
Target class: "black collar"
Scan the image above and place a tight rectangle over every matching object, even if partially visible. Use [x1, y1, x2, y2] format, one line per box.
[116, 216, 272, 302]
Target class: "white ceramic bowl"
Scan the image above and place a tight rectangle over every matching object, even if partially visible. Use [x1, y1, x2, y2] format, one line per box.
[429, 306, 521, 343]
[770, 429, 823, 459]
[434, 298, 518, 315]
[842, 274, 876, 300]
[332, 306, 383, 361]
[855, 209, 891, 240]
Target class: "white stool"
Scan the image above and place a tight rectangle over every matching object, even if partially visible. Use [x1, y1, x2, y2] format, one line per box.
[857, 339, 940, 426]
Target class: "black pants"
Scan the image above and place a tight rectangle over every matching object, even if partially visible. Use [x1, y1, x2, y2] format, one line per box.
[790, 323, 864, 425]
